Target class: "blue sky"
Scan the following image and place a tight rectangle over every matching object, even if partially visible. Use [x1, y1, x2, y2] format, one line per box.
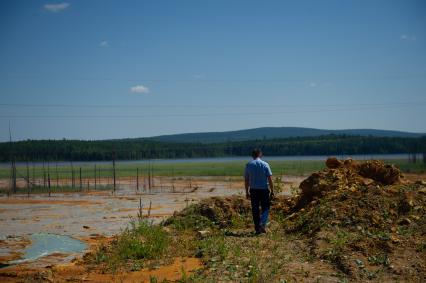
[0, 0, 425, 141]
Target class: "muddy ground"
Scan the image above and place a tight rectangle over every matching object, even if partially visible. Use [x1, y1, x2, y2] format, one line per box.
[0, 176, 302, 267]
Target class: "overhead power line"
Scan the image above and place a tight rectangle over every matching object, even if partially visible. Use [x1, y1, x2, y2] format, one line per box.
[0, 104, 423, 119]
[0, 73, 425, 82]
[0, 101, 425, 109]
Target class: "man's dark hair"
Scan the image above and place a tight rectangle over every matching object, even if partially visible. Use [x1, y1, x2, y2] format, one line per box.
[251, 148, 262, 158]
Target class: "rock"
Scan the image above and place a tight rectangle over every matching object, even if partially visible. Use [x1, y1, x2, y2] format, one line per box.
[362, 178, 375, 186]
[355, 259, 364, 267]
[162, 226, 171, 233]
[326, 157, 342, 169]
[287, 213, 298, 220]
[197, 230, 211, 238]
[343, 158, 359, 170]
[390, 235, 400, 243]
[83, 225, 90, 229]
[398, 218, 411, 225]
[358, 160, 401, 185]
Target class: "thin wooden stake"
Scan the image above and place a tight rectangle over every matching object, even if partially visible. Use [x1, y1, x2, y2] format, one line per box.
[26, 160, 30, 197]
[112, 159, 116, 194]
[94, 165, 97, 190]
[48, 171, 51, 197]
[43, 161, 46, 189]
[56, 162, 59, 188]
[147, 201, 152, 218]
[79, 167, 82, 191]
[136, 167, 139, 193]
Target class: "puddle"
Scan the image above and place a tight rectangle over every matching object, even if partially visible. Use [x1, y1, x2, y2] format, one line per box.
[8, 233, 86, 264]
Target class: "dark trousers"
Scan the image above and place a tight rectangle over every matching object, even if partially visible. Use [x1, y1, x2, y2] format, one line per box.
[250, 189, 270, 231]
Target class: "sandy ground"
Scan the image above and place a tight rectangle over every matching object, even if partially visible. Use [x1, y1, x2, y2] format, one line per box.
[0, 176, 303, 270]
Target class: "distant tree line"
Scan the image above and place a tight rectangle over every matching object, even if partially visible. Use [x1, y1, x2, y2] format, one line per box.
[0, 135, 425, 162]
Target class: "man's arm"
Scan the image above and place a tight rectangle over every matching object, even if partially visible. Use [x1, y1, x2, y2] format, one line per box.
[245, 176, 250, 199]
[268, 175, 274, 198]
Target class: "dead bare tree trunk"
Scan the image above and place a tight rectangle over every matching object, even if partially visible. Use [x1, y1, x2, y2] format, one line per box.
[136, 167, 139, 193]
[71, 163, 75, 190]
[10, 159, 17, 195]
[32, 162, 35, 188]
[43, 161, 46, 189]
[26, 160, 30, 197]
[150, 163, 154, 192]
[172, 167, 175, 193]
[56, 162, 59, 188]
[112, 158, 116, 195]
[147, 201, 152, 218]
[79, 167, 82, 191]
[8, 122, 16, 196]
[48, 170, 51, 197]
[94, 165, 97, 190]
[147, 162, 151, 193]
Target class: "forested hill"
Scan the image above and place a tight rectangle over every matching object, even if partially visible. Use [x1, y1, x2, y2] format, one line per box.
[150, 127, 425, 143]
[1, 135, 425, 161]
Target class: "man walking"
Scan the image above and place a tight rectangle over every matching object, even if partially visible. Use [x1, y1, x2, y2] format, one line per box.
[244, 149, 274, 234]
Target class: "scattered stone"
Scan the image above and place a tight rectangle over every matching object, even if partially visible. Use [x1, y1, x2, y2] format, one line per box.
[197, 230, 211, 238]
[390, 235, 400, 243]
[355, 259, 364, 268]
[397, 218, 411, 225]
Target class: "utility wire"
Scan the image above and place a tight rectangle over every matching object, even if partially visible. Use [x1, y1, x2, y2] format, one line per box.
[0, 104, 423, 119]
[0, 101, 425, 109]
[0, 73, 425, 82]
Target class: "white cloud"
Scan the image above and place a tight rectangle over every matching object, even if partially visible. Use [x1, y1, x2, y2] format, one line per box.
[130, 85, 150, 94]
[99, 41, 109, 47]
[193, 74, 205, 80]
[44, 3, 70, 12]
[400, 34, 417, 41]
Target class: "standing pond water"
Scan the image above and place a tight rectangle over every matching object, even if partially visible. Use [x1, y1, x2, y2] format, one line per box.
[9, 233, 87, 264]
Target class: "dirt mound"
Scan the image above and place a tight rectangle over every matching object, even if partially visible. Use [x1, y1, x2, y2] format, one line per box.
[196, 196, 251, 225]
[283, 158, 426, 281]
[165, 196, 252, 229]
[296, 158, 402, 208]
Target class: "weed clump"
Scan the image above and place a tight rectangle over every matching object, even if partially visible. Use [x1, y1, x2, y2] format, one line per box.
[89, 220, 169, 271]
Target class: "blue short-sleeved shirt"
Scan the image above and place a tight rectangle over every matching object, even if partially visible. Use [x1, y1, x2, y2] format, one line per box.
[244, 158, 272, 190]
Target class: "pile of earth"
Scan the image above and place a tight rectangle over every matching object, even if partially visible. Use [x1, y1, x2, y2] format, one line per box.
[164, 196, 251, 229]
[295, 158, 402, 209]
[283, 158, 426, 281]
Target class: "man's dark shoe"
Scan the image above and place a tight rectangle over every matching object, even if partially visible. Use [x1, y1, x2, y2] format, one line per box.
[254, 227, 260, 234]
[259, 225, 267, 234]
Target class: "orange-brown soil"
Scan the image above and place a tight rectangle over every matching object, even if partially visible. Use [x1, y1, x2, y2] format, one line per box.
[0, 257, 202, 283]
[0, 198, 102, 205]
